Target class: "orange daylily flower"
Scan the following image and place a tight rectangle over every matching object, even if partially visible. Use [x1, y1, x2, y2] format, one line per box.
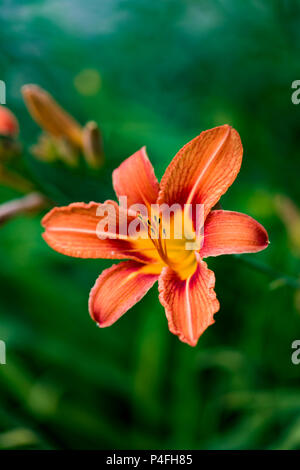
[42, 125, 269, 346]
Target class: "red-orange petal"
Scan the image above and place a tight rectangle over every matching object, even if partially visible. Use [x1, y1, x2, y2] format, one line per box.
[0, 106, 19, 137]
[201, 210, 269, 258]
[42, 201, 154, 263]
[158, 258, 219, 346]
[89, 261, 158, 327]
[112, 147, 159, 207]
[158, 125, 243, 218]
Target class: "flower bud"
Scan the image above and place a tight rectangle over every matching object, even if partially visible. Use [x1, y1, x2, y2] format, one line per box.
[82, 121, 104, 168]
[22, 84, 82, 147]
[31, 133, 79, 166]
[0, 106, 19, 137]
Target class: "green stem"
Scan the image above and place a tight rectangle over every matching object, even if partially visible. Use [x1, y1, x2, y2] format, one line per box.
[0, 166, 35, 193]
[233, 254, 300, 290]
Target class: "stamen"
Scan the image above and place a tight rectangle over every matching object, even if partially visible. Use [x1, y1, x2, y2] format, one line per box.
[134, 211, 176, 270]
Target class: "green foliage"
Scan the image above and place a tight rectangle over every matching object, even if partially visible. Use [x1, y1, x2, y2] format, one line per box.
[0, 0, 300, 449]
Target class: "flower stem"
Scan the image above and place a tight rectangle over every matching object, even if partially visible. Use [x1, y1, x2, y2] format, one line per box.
[0, 166, 35, 193]
[233, 254, 300, 290]
[0, 192, 48, 225]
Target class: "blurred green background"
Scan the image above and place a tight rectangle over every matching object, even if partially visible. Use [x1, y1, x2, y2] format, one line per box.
[0, 0, 300, 450]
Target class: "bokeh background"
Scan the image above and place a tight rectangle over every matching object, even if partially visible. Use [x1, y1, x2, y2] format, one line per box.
[0, 0, 300, 449]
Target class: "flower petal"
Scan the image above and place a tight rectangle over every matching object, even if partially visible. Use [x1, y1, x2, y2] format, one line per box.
[158, 258, 219, 346]
[42, 201, 155, 263]
[201, 210, 269, 257]
[89, 261, 158, 327]
[158, 125, 243, 218]
[112, 147, 159, 206]
[0, 106, 19, 137]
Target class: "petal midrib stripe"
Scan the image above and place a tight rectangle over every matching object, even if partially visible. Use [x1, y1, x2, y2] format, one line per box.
[186, 127, 230, 206]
